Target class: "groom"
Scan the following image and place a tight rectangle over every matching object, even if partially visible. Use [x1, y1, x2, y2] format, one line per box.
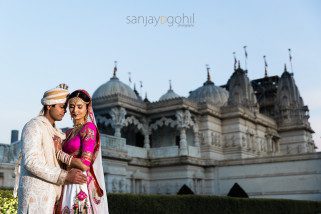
[17, 84, 87, 214]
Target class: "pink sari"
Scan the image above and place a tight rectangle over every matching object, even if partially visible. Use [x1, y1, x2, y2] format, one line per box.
[57, 90, 109, 214]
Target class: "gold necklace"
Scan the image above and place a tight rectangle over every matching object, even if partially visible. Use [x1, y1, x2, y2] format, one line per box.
[65, 123, 84, 143]
[73, 122, 84, 128]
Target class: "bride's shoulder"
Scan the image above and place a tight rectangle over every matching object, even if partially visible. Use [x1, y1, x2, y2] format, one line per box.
[79, 122, 97, 140]
[82, 121, 97, 131]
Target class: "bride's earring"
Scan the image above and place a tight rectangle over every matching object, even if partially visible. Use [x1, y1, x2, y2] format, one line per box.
[84, 113, 88, 123]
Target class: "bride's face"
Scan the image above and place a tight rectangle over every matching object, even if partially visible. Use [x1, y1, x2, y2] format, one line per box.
[69, 98, 88, 122]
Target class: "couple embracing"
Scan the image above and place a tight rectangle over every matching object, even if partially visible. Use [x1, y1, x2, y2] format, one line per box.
[16, 84, 109, 214]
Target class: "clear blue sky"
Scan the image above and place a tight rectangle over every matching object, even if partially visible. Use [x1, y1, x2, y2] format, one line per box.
[0, 0, 320, 149]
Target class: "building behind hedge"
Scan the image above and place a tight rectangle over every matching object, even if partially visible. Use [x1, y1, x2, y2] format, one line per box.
[1, 63, 320, 201]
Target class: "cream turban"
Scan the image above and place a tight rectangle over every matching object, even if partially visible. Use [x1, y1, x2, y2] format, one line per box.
[41, 83, 69, 106]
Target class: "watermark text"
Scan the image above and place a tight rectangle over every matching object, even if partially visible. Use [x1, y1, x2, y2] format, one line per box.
[126, 13, 195, 27]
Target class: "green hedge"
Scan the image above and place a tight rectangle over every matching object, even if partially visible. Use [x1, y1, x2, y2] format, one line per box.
[1, 189, 321, 214]
[108, 193, 321, 214]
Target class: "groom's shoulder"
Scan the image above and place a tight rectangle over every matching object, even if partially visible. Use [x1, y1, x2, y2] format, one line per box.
[27, 116, 42, 125]
[23, 116, 42, 130]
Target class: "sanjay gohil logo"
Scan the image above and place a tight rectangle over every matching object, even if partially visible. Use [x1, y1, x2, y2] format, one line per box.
[126, 13, 195, 27]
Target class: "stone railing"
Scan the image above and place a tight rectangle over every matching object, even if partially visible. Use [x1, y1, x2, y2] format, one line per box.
[149, 146, 179, 158]
[100, 134, 126, 151]
[126, 145, 147, 158]
[99, 135, 200, 159]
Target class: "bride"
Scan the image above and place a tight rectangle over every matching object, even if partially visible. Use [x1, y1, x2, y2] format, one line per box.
[55, 89, 109, 214]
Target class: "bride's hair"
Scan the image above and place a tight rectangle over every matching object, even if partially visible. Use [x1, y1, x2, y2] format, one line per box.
[67, 90, 91, 105]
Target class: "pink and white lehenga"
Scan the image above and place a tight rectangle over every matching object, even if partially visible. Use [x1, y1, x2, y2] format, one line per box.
[56, 90, 109, 214]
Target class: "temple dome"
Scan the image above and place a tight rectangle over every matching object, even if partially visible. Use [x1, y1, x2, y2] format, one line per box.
[93, 72, 137, 100]
[159, 81, 181, 101]
[159, 89, 180, 101]
[188, 68, 229, 106]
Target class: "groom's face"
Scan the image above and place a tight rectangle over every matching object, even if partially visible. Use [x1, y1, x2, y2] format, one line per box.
[49, 103, 66, 121]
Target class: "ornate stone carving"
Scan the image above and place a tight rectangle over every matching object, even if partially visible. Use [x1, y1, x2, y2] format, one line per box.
[112, 178, 118, 193]
[119, 179, 125, 193]
[297, 145, 302, 154]
[124, 116, 151, 149]
[199, 132, 205, 145]
[124, 116, 143, 130]
[194, 132, 200, 147]
[241, 134, 246, 147]
[176, 110, 196, 155]
[148, 110, 200, 149]
[286, 145, 291, 154]
[224, 134, 237, 148]
[176, 110, 193, 129]
[142, 183, 147, 194]
[211, 132, 221, 147]
[272, 137, 280, 154]
[142, 118, 151, 149]
[96, 115, 113, 128]
[110, 107, 127, 137]
[149, 117, 176, 131]
[265, 134, 273, 154]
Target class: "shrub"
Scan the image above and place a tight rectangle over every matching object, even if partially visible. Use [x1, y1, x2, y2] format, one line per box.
[1, 189, 321, 214]
[0, 189, 17, 214]
[107, 194, 321, 214]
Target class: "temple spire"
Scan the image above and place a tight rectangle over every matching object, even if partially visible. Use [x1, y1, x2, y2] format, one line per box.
[133, 83, 141, 99]
[243, 46, 248, 71]
[288, 48, 293, 73]
[128, 72, 132, 85]
[139, 81, 143, 95]
[169, 80, 172, 90]
[284, 63, 288, 72]
[206, 64, 211, 82]
[144, 92, 150, 102]
[237, 60, 241, 69]
[233, 52, 237, 70]
[113, 61, 118, 77]
[263, 55, 268, 77]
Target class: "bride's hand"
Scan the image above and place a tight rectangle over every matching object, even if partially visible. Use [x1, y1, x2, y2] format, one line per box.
[70, 158, 90, 172]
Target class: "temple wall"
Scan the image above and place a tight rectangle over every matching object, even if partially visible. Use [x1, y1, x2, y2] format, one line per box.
[211, 152, 321, 201]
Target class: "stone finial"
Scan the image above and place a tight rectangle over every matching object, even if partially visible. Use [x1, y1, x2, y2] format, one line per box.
[284, 63, 288, 72]
[206, 64, 211, 82]
[113, 61, 118, 77]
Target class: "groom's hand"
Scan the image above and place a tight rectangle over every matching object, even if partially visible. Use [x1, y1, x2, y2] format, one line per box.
[53, 135, 62, 152]
[65, 168, 87, 184]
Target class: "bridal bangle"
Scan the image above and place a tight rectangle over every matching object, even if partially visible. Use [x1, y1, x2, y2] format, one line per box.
[56, 150, 73, 166]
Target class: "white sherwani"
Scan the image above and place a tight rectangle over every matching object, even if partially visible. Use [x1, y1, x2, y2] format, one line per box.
[18, 116, 67, 214]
